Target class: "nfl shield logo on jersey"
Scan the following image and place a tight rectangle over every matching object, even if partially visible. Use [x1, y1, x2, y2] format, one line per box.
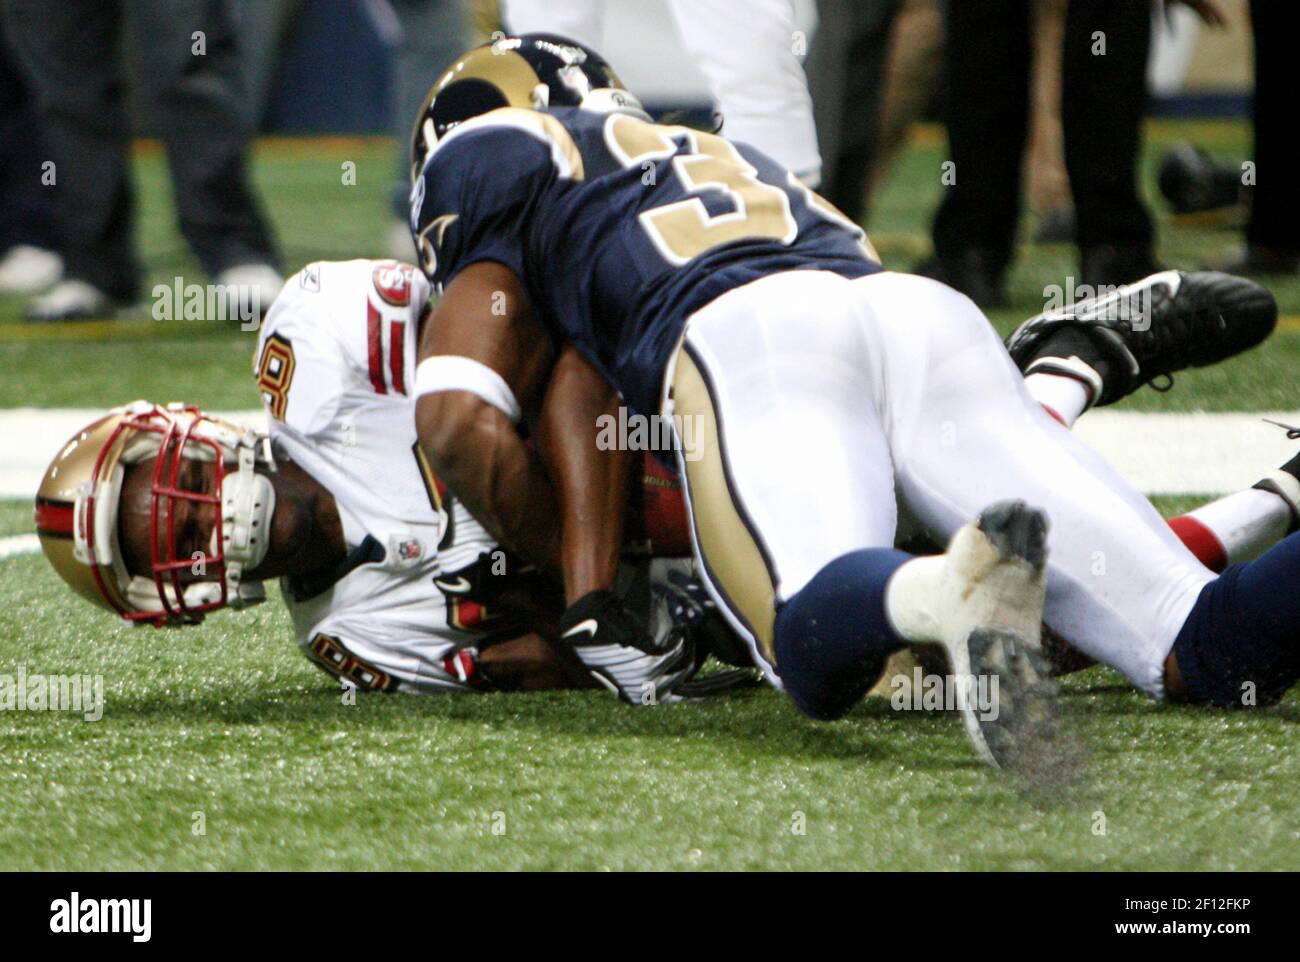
[391, 536, 423, 567]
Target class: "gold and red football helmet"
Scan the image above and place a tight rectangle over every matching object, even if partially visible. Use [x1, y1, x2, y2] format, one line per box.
[34, 401, 276, 626]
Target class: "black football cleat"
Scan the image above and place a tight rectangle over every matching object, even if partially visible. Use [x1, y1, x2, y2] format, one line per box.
[1158, 142, 1242, 216]
[1005, 270, 1277, 406]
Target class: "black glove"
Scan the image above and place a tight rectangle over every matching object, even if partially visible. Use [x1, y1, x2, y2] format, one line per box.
[559, 589, 695, 704]
[434, 548, 553, 607]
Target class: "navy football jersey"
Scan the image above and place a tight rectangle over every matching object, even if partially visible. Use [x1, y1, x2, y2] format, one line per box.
[410, 106, 883, 416]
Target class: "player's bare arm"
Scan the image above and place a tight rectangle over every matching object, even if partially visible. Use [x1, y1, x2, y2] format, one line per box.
[414, 264, 693, 701]
[414, 260, 563, 576]
[536, 345, 634, 605]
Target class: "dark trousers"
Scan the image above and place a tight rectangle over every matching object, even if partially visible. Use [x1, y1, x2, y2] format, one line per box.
[389, 0, 472, 219]
[932, 0, 1152, 271]
[1246, 0, 1299, 254]
[805, 0, 900, 224]
[0, 13, 59, 252]
[2, 0, 278, 299]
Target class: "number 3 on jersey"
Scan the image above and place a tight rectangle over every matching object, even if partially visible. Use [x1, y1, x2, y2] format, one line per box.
[607, 114, 796, 265]
[605, 113, 879, 267]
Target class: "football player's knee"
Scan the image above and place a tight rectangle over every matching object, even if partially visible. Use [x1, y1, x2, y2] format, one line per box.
[774, 639, 885, 722]
[772, 548, 910, 721]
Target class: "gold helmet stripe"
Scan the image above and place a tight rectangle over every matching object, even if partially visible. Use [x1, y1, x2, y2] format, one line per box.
[433, 47, 542, 108]
[411, 46, 544, 181]
[433, 107, 585, 181]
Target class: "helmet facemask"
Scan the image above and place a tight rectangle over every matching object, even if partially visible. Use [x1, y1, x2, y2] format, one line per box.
[73, 402, 276, 626]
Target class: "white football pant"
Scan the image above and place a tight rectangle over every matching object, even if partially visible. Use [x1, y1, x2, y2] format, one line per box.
[665, 270, 1215, 698]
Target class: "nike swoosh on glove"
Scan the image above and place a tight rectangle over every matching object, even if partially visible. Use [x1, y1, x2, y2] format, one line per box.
[559, 589, 696, 704]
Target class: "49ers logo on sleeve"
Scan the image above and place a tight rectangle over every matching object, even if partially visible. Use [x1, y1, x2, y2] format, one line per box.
[366, 261, 418, 396]
[371, 260, 417, 307]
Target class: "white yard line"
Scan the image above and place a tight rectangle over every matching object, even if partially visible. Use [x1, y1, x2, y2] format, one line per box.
[0, 534, 39, 560]
[0, 408, 266, 500]
[1072, 410, 1300, 496]
[1, 407, 1298, 561]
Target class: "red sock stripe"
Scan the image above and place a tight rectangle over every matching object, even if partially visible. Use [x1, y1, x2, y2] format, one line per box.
[1040, 404, 1068, 427]
[1168, 515, 1229, 573]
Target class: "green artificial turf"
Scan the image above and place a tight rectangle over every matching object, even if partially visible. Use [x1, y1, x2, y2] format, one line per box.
[2, 495, 1296, 871]
[2, 122, 1298, 871]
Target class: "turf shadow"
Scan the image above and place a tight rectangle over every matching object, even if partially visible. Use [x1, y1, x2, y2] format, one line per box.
[83, 682, 970, 771]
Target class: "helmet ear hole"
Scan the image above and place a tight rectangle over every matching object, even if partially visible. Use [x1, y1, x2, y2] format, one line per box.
[411, 117, 437, 182]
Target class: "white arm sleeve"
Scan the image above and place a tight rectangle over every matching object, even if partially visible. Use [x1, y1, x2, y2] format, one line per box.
[414, 355, 522, 424]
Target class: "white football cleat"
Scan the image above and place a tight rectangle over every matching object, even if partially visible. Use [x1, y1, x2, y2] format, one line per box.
[887, 499, 1059, 769]
[213, 263, 284, 321]
[0, 244, 63, 294]
[24, 279, 117, 322]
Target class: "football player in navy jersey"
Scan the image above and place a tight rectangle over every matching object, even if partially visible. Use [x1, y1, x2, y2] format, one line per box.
[408, 34, 1296, 770]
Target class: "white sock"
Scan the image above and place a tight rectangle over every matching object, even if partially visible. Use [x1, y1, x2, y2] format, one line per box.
[884, 524, 1041, 646]
[1025, 372, 1092, 428]
[1182, 489, 1293, 566]
[884, 555, 950, 644]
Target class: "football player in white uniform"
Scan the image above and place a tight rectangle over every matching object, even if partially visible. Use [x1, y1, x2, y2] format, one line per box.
[249, 257, 565, 693]
[34, 257, 732, 697]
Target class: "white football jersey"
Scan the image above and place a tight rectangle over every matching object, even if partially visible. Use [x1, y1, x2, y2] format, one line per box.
[255, 259, 504, 694]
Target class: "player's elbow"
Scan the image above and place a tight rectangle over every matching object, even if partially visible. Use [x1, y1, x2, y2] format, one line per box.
[416, 390, 489, 481]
